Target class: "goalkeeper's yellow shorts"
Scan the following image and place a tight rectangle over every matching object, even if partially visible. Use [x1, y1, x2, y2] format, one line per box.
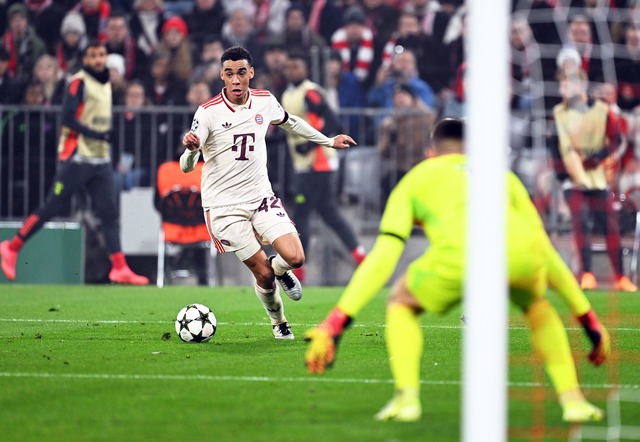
[406, 237, 547, 315]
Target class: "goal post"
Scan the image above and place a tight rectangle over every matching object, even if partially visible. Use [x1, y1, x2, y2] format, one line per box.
[463, 1, 510, 441]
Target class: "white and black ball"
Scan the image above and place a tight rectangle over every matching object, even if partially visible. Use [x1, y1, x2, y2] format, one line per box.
[175, 304, 217, 343]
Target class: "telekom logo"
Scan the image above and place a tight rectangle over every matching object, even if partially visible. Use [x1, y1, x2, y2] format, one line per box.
[231, 133, 255, 161]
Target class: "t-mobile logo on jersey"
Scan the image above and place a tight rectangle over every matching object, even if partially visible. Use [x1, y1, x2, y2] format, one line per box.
[231, 133, 255, 160]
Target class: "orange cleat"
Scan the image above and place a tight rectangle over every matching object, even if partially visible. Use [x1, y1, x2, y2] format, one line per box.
[580, 272, 598, 290]
[614, 275, 637, 292]
[0, 240, 17, 281]
[109, 266, 149, 285]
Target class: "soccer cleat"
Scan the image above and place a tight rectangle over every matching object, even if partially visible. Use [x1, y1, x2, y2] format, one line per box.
[613, 275, 637, 292]
[374, 391, 422, 422]
[0, 240, 17, 280]
[562, 401, 605, 423]
[272, 322, 294, 340]
[580, 272, 598, 290]
[109, 266, 149, 285]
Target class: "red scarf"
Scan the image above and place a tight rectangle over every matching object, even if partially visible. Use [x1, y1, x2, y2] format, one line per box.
[2, 31, 17, 76]
[72, 0, 111, 42]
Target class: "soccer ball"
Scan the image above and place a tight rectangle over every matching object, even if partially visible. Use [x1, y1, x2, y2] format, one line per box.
[175, 303, 217, 343]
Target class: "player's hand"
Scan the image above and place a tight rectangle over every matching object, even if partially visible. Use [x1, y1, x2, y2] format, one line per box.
[577, 309, 610, 366]
[304, 307, 352, 374]
[182, 131, 200, 151]
[332, 134, 357, 149]
[304, 327, 336, 374]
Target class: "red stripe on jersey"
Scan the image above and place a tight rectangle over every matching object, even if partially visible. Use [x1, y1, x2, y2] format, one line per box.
[202, 94, 223, 109]
[69, 78, 82, 96]
[59, 132, 78, 160]
[205, 211, 226, 253]
[306, 89, 322, 106]
[251, 89, 271, 96]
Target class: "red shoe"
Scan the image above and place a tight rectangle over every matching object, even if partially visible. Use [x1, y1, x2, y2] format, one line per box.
[292, 266, 305, 284]
[0, 240, 17, 280]
[109, 266, 149, 285]
[351, 245, 366, 266]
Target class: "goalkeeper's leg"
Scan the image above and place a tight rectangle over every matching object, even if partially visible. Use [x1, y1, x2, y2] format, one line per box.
[375, 276, 424, 422]
[524, 298, 604, 422]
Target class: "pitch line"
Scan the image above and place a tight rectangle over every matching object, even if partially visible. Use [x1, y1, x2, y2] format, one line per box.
[0, 372, 637, 390]
[0, 318, 638, 332]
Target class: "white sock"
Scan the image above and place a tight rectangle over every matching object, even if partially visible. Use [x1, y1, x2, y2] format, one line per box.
[255, 284, 286, 325]
[270, 254, 292, 277]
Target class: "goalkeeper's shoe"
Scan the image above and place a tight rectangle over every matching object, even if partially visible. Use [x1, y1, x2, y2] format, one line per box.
[109, 266, 149, 285]
[562, 401, 605, 423]
[0, 240, 17, 281]
[304, 307, 352, 374]
[374, 390, 422, 422]
[273, 322, 294, 340]
[269, 256, 302, 301]
[577, 309, 610, 366]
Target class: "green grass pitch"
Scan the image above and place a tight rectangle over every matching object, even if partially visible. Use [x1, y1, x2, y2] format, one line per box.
[0, 284, 638, 442]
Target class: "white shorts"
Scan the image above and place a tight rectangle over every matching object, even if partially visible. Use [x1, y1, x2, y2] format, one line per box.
[204, 194, 297, 261]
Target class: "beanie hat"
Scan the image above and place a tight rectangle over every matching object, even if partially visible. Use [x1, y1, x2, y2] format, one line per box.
[107, 53, 126, 77]
[61, 12, 86, 36]
[162, 16, 188, 37]
[7, 3, 28, 20]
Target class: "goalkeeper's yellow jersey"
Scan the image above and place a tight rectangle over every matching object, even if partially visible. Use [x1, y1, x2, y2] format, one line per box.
[380, 153, 546, 266]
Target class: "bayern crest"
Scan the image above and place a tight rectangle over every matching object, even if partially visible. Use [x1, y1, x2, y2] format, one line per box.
[255, 114, 263, 125]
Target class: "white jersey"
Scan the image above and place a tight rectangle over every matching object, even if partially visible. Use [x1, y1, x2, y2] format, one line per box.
[189, 88, 287, 208]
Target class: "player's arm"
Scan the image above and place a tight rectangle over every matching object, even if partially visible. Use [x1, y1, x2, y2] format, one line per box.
[181, 108, 206, 172]
[305, 181, 413, 374]
[276, 113, 356, 149]
[61, 78, 110, 141]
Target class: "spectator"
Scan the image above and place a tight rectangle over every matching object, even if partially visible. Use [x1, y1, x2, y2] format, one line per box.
[281, 51, 367, 282]
[258, 39, 288, 100]
[615, 25, 640, 111]
[70, 0, 111, 42]
[367, 48, 436, 111]
[32, 54, 66, 106]
[129, 0, 165, 58]
[159, 16, 193, 82]
[143, 50, 186, 105]
[553, 69, 637, 291]
[105, 12, 148, 81]
[282, 5, 326, 61]
[377, 83, 432, 204]
[56, 11, 87, 76]
[182, 0, 226, 56]
[112, 80, 154, 196]
[189, 35, 225, 93]
[362, 0, 400, 54]
[1, 2, 46, 87]
[0, 46, 17, 104]
[221, 7, 266, 70]
[186, 78, 212, 107]
[25, 0, 68, 55]
[330, 6, 376, 87]
[295, 0, 343, 44]
[106, 52, 127, 104]
[225, 0, 291, 42]
[325, 49, 367, 142]
[557, 15, 608, 84]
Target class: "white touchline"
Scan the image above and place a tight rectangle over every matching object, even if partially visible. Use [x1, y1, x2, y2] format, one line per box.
[0, 318, 638, 332]
[0, 372, 637, 390]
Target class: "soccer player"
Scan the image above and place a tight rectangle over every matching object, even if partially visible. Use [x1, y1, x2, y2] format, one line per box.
[181, 46, 355, 339]
[0, 40, 148, 285]
[304, 118, 609, 423]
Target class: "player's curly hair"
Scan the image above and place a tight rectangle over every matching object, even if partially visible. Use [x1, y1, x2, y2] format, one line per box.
[221, 46, 253, 66]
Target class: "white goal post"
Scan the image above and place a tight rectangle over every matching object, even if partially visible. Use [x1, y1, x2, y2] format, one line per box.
[463, 1, 510, 441]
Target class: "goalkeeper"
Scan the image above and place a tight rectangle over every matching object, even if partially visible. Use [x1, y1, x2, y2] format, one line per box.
[305, 118, 609, 423]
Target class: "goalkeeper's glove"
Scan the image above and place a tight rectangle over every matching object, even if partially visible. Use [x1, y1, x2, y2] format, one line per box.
[304, 307, 352, 374]
[577, 309, 610, 366]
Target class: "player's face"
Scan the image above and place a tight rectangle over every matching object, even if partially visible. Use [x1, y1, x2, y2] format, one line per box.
[221, 59, 254, 105]
[83, 45, 108, 72]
